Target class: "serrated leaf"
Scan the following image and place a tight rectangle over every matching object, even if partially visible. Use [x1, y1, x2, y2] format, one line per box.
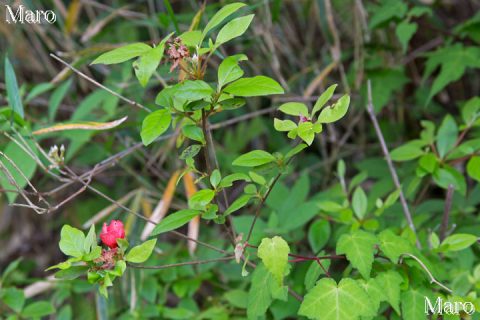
[336, 230, 378, 279]
[357, 277, 383, 317]
[247, 264, 284, 319]
[141, 110, 171, 146]
[376, 270, 403, 314]
[232, 150, 276, 167]
[91, 43, 151, 64]
[396, 21, 417, 53]
[317, 95, 350, 123]
[151, 209, 201, 235]
[299, 278, 371, 320]
[125, 239, 157, 263]
[401, 287, 430, 320]
[257, 236, 290, 285]
[224, 76, 284, 97]
[378, 229, 413, 263]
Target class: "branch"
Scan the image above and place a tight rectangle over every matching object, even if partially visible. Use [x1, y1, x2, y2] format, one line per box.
[49, 53, 151, 113]
[366, 80, 420, 249]
[440, 184, 455, 241]
[400, 253, 452, 293]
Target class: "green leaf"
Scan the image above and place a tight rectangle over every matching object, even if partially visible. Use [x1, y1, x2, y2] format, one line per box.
[59, 225, 86, 257]
[311, 84, 337, 117]
[396, 21, 417, 53]
[189, 189, 215, 209]
[210, 169, 221, 188]
[218, 173, 251, 188]
[1, 287, 25, 313]
[467, 156, 480, 182]
[215, 14, 254, 45]
[297, 122, 315, 145]
[91, 43, 152, 64]
[133, 44, 164, 87]
[304, 258, 331, 291]
[224, 76, 284, 97]
[176, 80, 213, 101]
[376, 270, 403, 314]
[247, 264, 284, 319]
[418, 153, 438, 173]
[308, 220, 331, 252]
[5, 56, 24, 119]
[352, 187, 367, 219]
[83, 224, 96, 253]
[224, 194, 252, 216]
[182, 125, 205, 144]
[436, 115, 458, 158]
[461, 96, 480, 125]
[232, 150, 276, 167]
[285, 143, 308, 159]
[299, 278, 371, 320]
[439, 233, 477, 252]
[257, 236, 290, 285]
[21, 301, 55, 318]
[317, 95, 350, 123]
[141, 109, 172, 146]
[49, 79, 72, 121]
[151, 209, 201, 235]
[218, 54, 247, 88]
[224, 290, 248, 309]
[278, 102, 309, 117]
[273, 118, 297, 132]
[180, 144, 202, 160]
[54, 266, 88, 280]
[125, 239, 157, 263]
[391, 144, 424, 161]
[424, 44, 480, 103]
[378, 229, 413, 263]
[0, 139, 38, 203]
[369, 0, 408, 29]
[336, 230, 378, 279]
[179, 30, 202, 47]
[203, 2, 246, 36]
[357, 277, 383, 317]
[401, 287, 430, 320]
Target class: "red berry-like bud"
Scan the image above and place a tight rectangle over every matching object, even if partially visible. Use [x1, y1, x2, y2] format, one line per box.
[100, 220, 125, 248]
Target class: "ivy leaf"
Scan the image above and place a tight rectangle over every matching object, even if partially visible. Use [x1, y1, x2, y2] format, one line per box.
[247, 264, 286, 319]
[317, 95, 350, 123]
[401, 286, 430, 320]
[352, 187, 367, 219]
[378, 230, 413, 263]
[278, 102, 309, 117]
[59, 225, 86, 258]
[357, 277, 383, 317]
[232, 150, 276, 167]
[336, 230, 378, 279]
[396, 21, 417, 53]
[203, 3, 246, 36]
[257, 236, 290, 285]
[376, 270, 403, 314]
[218, 54, 247, 88]
[424, 44, 480, 103]
[91, 43, 152, 64]
[215, 14, 254, 45]
[311, 84, 337, 117]
[125, 239, 157, 263]
[141, 109, 172, 146]
[299, 278, 371, 320]
[5, 56, 24, 119]
[151, 209, 201, 235]
[224, 76, 284, 97]
[467, 156, 480, 182]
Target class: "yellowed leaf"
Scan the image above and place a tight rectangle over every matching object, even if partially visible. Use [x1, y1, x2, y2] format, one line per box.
[33, 116, 127, 135]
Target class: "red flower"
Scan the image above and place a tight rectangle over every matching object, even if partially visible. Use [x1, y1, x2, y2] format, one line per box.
[100, 220, 125, 248]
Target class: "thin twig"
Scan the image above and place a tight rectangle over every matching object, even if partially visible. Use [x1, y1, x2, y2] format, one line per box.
[49, 53, 151, 112]
[440, 184, 454, 241]
[366, 80, 420, 249]
[128, 256, 235, 269]
[400, 253, 452, 293]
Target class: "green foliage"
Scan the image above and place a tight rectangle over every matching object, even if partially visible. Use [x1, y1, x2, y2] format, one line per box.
[257, 236, 290, 285]
[337, 230, 378, 279]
